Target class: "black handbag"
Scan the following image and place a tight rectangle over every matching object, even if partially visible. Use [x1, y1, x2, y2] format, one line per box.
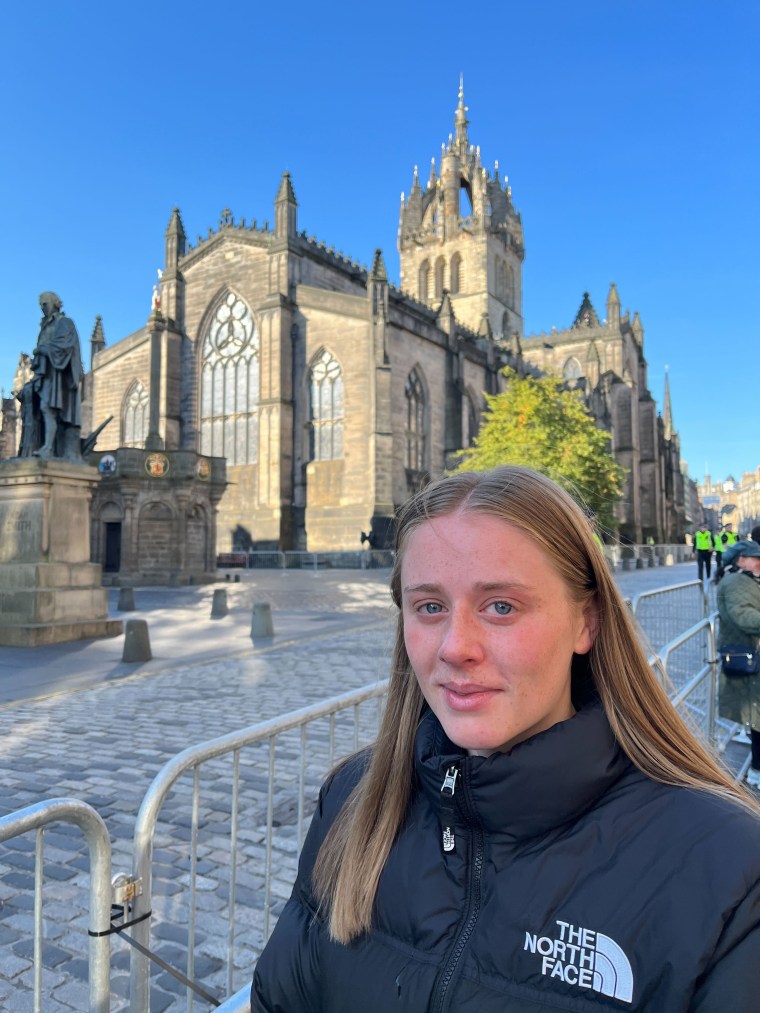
[720, 644, 760, 677]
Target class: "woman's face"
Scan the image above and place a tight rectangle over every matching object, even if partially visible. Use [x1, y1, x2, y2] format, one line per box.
[401, 511, 596, 755]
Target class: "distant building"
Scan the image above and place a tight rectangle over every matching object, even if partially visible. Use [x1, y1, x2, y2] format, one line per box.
[699, 470, 760, 536]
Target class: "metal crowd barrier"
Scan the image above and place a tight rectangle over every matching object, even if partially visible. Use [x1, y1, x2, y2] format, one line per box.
[127, 681, 388, 1012]
[241, 545, 695, 574]
[658, 616, 717, 742]
[630, 580, 710, 653]
[604, 543, 691, 571]
[243, 550, 394, 571]
[0, 798, 113, 1013]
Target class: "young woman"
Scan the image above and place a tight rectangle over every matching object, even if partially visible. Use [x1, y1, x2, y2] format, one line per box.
[252, 467, 760, 1012]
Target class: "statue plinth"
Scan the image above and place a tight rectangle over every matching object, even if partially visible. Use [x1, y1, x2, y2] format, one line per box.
[0, 459, 122, 646]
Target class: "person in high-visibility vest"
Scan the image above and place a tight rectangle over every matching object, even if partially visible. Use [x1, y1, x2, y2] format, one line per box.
[715, 523, 738, 581]
[693, 523, 713, 581]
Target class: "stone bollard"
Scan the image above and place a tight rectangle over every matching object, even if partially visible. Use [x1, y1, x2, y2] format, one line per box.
[234, 574, 241, 583]
[647, 554, 655, 568]
[117, 587, 136, 611]
[211, 588, 228, 619]
[635, 557, 643, 569]
[622, 559, 631, 571]
[251, 601, 274, 640]
[122, 619, 152, 663]
[666, 553, 674, 566]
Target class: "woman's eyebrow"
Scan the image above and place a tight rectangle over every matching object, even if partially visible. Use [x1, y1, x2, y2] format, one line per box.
[402, 582, 441, 595]
[402, 580, 533, 595]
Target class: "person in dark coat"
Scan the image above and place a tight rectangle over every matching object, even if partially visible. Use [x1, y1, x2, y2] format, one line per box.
[252, 467, 760, 1012]
[718, 539, 760, 786]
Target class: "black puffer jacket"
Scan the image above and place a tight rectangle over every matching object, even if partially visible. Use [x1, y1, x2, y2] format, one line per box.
[252, 700, 760, 1011]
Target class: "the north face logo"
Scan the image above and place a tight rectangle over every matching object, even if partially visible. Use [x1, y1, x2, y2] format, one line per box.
[524, 919, 633, 1003]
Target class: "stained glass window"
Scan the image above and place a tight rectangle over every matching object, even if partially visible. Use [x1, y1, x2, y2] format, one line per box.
[405, 367, 426, 472]
[199, 293, 259, 464]
[309, 350, 344, 460]
[123, 380, 149, 447]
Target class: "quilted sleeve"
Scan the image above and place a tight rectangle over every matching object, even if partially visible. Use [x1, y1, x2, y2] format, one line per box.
[689, 877, 760, 1012]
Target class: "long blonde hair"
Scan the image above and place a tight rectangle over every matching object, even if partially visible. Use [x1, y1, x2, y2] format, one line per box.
[314, 466, 759, 942]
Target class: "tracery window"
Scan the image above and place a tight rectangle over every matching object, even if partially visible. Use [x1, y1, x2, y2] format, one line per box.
[309, 349, 344, 461]
[450, 253, 462, 295]
[405, 367, 427, 473]
[419, 261, 430, 303]
[563, 357, 582, 381]
[122, 380, 149, 447]
[199, 292, 259, 465]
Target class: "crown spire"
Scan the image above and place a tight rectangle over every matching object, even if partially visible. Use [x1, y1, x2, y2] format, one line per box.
[454, 74, 469, 154]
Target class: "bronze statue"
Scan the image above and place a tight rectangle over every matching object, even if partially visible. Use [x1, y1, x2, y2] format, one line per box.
[30, 292, 83, 460]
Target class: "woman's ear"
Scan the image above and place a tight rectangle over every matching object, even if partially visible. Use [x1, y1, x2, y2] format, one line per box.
[574, 595, 599, 656]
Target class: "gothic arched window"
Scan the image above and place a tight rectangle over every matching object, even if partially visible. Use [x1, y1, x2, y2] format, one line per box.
[434, 257, 446, 300]
[450, 253, 462, 295]
[122, 380, 149, 447]
[309, 349, 344, 461]
[563, 357, 582, 381]
[405, 367, 427, 473]
[463, 390, 479, 447]
[199, 292, 259, 465]
[419, 260, 430, 303]
[502, 311, 510, 340]
[507, 265, 515, 307]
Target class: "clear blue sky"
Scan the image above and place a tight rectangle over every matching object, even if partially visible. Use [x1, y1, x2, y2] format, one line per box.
[1, 1, 757, 483]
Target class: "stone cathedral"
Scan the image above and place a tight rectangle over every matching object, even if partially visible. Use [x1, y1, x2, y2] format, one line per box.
[13, 85, 684, 577]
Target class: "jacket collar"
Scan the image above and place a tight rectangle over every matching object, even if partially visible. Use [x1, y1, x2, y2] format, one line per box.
[414, 698, 631, 842]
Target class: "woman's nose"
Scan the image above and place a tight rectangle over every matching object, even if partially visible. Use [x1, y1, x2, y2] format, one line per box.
[438, 609, 484, 666]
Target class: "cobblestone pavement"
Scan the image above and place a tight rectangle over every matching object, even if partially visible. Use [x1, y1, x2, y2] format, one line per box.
[0, 562, 730, 1010]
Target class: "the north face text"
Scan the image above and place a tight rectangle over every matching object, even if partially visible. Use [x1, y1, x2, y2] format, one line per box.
[524, 919, 633, 1003]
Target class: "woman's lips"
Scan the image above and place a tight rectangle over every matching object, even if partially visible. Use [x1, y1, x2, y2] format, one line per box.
[441, 683, 500, 711]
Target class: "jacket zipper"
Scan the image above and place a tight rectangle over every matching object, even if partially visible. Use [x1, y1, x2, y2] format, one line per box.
[440, 764, 459, 853]
[432, 762, 485, 1013]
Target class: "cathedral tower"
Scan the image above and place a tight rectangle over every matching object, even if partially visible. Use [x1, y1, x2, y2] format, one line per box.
[398, 80, 524, 339]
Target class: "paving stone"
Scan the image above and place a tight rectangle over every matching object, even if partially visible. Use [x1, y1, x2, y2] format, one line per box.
[13, 938, 71, 967]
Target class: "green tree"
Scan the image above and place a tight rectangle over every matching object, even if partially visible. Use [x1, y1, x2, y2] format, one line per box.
[456, 368, 625, 531]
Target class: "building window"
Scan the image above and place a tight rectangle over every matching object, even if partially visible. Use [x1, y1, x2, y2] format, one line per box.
[434, 257, 446, 300]
[405, 367, 427, 473]
[122, 380, 149, 447]
[199, 292, 259, 465]
[563, 357, 582, 381]
[309, 349, 344, 461]
[450, 253, 461, 295]
[463, 390, 479, 447]
[419, 260, 430, 303]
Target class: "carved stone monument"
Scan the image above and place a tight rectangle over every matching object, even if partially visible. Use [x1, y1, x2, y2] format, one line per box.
[0, 294, 122, 646]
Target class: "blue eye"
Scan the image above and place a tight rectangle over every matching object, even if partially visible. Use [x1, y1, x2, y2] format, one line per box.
[421, 602, 443, 615]
[491, 601, 513, 615]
